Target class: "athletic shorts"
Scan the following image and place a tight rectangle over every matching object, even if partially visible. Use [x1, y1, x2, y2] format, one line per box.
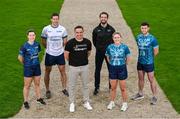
[45, 53, 65, 66]
[109, 64, 128, 80]
[24, 64, 41, 77]
[137, 62, 154, 72]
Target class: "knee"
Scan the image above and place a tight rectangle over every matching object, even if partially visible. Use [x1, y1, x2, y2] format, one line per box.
[120, 87, 126, 92]
[59, 66, 65, 73]
[148, 76, 155, 83]
[111, 86, 116, 91]
[139, 78, 144, 82]
[24, 84, 30, 90]
[35, 82, 40, 87]
[149, 74, 154, 79]
[45, 67, 51, 73]
[60, 69, 65, 74]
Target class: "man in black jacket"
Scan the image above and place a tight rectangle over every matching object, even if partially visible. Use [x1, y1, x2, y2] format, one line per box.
[92, 12, 115, 95]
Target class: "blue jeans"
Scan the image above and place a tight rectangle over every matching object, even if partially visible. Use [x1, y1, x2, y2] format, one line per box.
[94, 51, 110, 90]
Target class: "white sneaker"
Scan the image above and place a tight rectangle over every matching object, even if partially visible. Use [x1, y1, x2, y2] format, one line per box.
[83, 102, 93, 110]
[121, 102, 128, 111]
[69, 103, 75, 112]
[107, 101, 115, 110]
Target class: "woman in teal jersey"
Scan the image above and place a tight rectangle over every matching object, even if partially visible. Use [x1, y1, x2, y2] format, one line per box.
[105, 32, 131, 111]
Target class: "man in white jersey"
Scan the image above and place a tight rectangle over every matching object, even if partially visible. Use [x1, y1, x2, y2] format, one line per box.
[41, 13, 69, 98]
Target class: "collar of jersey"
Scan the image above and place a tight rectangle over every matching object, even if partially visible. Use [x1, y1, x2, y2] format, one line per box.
[51, 24, 59, 28]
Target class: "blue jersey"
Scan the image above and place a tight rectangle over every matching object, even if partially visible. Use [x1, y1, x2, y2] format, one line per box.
[19, 41, 41, 66]
[105, 43, 130, 66]
[136, 33, 159, 64]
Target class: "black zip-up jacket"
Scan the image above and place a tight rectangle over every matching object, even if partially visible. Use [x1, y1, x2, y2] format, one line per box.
[92, 24, 115, 52]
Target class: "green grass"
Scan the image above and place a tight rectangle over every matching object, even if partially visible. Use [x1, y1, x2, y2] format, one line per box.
[0, 0, 64, 117]
[116, 0, 180, 113]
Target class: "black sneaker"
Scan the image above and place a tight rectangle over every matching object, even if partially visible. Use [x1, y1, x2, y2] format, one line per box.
[150, 96, 157, 105]
[46, 90, 51, 99]
[62, 89, 69, 97]
[93, 89, 99, 95]
[37, 98, 46, 105]
[131, 93, 144, 100]
[24, 101, 30, 109]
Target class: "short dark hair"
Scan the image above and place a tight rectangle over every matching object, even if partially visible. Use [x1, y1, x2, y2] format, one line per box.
[51, 13, 59, 18]
[26, 29, 35, 35]
[99, 12, 109, 18]
[112, 32, 122, 38]
[74, 25, 84, 31]
[141, 22, 150, 27]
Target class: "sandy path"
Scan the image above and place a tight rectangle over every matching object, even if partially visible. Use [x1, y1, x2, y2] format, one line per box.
[14, 0, 179, 118]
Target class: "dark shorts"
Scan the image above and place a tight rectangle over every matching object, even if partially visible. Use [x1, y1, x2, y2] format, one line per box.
[109, 64, 128, 80]
[45, 53, 65, 66]
[137, 62, 154, 72]
[24, 64, 41, 77]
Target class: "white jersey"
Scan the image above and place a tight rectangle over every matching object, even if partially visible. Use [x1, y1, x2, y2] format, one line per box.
[41, 25, 68, 56]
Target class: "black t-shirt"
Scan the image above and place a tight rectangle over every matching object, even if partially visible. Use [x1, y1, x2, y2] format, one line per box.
[65, 38, 92, 66]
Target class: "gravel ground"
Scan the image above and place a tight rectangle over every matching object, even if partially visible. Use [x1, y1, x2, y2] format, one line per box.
[14, 0, 179, 118]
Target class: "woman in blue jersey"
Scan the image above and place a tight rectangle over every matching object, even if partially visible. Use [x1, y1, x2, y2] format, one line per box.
[18, 29, 46, 109]
[105, 32, 131, 111]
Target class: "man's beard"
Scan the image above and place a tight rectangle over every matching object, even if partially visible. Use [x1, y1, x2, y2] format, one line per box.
[53, 23, 59, 27]
[101, 21, 107, 25]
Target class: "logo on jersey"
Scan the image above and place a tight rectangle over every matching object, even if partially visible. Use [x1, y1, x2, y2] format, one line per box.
[107, 29, 111, 32]
[57, 30, 62, 33]
[74, 44, 87, 51]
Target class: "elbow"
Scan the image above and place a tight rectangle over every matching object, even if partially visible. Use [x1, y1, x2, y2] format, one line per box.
[18, 55, 24, 64]
[64, 53, 69, 61]
[64, 56, 68, 60]
[154, 48, 159, 56]
[41, 39, 46, 48]
[154, 51, 159, 56]
[40, 39, 43, 43]
[18, 58, 23, 64]
[126, 56, 131, 64]
[18, 55, 21, 61]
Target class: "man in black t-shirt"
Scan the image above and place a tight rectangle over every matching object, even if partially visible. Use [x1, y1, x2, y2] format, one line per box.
[64, 26, 93, 113]
[92, 12, 115, 95]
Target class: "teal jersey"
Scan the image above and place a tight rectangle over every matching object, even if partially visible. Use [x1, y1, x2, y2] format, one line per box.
[105, 43, 130, 66]
[136, 33, 159, 64]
